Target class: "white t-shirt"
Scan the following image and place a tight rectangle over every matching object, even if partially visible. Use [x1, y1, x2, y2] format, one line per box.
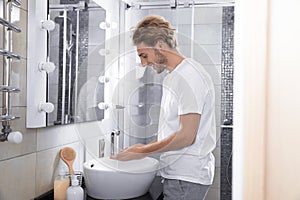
[158, 58, 216, 185]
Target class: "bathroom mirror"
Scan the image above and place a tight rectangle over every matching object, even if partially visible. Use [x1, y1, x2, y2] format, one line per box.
[46, 0, 106, 126]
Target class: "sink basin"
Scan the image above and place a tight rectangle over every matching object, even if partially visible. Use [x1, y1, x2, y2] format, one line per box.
[83, 157, 159, 199]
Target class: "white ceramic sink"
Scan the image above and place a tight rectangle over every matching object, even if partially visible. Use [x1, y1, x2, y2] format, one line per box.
[83, 157, 159, 199]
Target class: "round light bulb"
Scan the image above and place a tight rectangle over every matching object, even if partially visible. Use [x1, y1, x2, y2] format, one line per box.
[41, 20, 55, 31]
[7, 131, 23, 144]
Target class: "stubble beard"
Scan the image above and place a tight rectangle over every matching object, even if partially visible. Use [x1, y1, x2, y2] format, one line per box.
[153, 48, 168, 74]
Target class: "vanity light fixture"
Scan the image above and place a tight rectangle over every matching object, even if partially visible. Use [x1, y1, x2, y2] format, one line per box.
[99, 21, 117, 30]
[98, 102, 125, 110]
[98, 76, 110, 83]
[39, 102, 55, 113]
[98, 48, 110, 56]
[98, 102, 109, 110]
[38, 62, 56, 73]
[41, 19, 55, 31]
[6, 131, 23, 144]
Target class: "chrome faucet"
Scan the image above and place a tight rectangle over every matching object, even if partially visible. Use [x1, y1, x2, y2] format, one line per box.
[111, 129, 120, 156]
[99, 138, 105, 158]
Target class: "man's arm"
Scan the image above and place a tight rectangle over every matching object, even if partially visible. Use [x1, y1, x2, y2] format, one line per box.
[111, 113, 200, 161]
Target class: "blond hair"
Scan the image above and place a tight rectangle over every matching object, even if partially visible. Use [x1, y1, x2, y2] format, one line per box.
[132, 15, 177, 48]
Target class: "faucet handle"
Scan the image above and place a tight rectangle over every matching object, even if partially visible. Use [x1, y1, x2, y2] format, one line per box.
[112, 129, 120, 135]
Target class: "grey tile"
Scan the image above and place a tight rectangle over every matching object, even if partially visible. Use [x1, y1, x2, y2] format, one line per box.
[212, 167, 221, 188]
[205, 187, 220, 200]
[0, 153, 36, 200]
[11, 6, 27, 58]
[213, 147, 221, 168]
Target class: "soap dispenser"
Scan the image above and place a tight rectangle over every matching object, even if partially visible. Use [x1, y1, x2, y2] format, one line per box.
[66, 176, 84, 200]
[54, 170, 70, 200]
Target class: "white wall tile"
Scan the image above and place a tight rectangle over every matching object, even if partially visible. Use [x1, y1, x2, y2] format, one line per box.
[194, 24, 222, 45]
[215, 105, 221, 126]
[75, 120, 109, 141]
[84, 135, 106, 161]
[37, 124, 79, 151]
[0, 153, 36, 200]
[194, 7, 223, 24]
[203, 64, 221, 85]
[215, 85, 222, 107]
[177, 24, 192, 45]
[194, 44, 222, 65]
[174, 8, 194, 25]
[178, 44, 192, 58]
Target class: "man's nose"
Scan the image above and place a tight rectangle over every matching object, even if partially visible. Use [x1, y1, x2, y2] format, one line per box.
[140, 58, 148, 67]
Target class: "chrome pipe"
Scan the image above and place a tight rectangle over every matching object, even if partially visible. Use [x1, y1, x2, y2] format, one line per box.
[0, 85, 20, 92]
[128, 0, 234, 9]
[111, 130, 120, 156]
[61, 9, 67, 124]
[0, 17, 21, 32]
[2, 0, 13, 129]
[74, 9, 80, 119]
[9, 0, 21, 7]
[0, 48, 21, 59]
[0, 115, 20, 121]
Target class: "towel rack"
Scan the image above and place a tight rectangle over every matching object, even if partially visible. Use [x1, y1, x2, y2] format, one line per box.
[0, 0, 23, 144]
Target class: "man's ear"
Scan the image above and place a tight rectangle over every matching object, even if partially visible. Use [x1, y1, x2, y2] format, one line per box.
[155, 40, 165, 49]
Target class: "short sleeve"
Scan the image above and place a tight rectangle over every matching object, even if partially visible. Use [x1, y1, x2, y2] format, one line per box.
[176, 75, 208, 115]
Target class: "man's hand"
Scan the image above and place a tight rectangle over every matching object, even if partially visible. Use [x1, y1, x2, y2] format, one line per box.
[111, 143, 148, 161]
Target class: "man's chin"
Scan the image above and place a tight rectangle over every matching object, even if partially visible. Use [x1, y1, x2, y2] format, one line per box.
[155, 68, 165, 74]
[153, 66, 165, 74]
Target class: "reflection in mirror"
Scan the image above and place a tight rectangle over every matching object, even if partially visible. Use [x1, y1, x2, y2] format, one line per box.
[47, 0, 106, 126]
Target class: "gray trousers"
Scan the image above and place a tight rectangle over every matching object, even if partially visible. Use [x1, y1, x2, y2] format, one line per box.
[162, 179, 210, 200]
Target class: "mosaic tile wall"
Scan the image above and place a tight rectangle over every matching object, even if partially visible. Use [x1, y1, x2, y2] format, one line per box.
[221, 6, 234, 200]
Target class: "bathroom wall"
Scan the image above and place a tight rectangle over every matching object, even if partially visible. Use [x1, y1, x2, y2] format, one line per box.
[0, 1, 116, 199]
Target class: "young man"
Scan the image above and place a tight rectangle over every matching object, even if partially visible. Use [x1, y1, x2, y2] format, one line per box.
[112, 15, 216, 200]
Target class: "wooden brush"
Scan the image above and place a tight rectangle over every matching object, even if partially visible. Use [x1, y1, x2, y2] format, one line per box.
[60, 147, 76, 174]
